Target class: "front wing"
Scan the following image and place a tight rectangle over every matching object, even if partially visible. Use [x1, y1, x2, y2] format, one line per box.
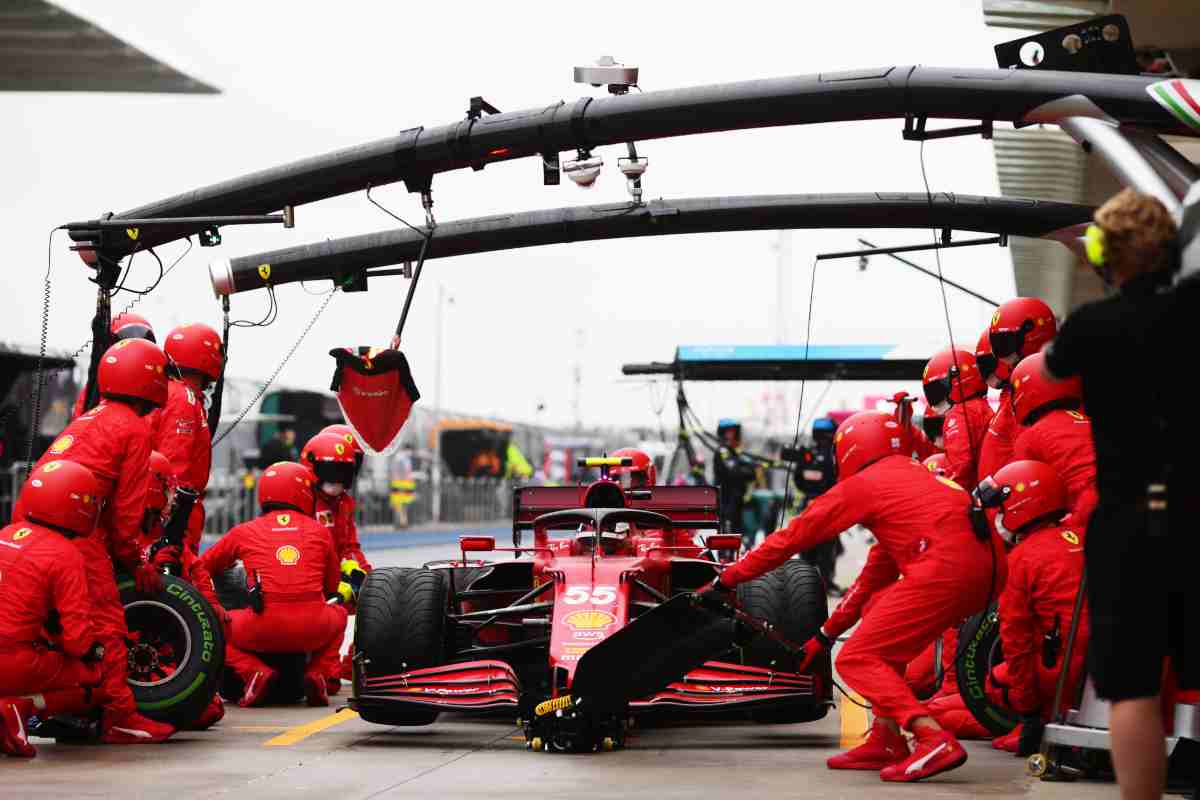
[631, 661, 821, 711]
[356, 660, 520, 711]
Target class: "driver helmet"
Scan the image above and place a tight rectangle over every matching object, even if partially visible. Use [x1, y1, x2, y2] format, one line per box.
[609, 448, 656, 489]
[575, 520, 633, 556]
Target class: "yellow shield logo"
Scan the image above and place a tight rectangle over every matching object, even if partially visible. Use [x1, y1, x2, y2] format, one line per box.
[257, 263, 272, 282]
[41, 461, 63, 473]
[12, 528, 32, 541]
[276, 544, 301, 566]
[564, 610, 616, 630]
[126, 227, 140, 241]
[276, 514, 291, 526]
[49, 436, 74, 455]
[1061, 531, 1080, 545]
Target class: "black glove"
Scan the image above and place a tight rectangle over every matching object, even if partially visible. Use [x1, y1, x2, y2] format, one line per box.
[1017, 714, 1045, 757]
[695, 575, 734, 610]
[82, 641, 105, 664]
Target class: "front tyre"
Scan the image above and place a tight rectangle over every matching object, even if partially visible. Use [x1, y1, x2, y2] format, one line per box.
[119, 573, 226, 729]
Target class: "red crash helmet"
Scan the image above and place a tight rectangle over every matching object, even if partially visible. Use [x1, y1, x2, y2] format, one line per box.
[1009, 353, 1082, 425]
[609, 448, 657, 489]
[301, 432, 358, 489]
[834, 410, 912, 481]
[111, 311, 156, 343]
[923, 452, 948, 477]
[98, 338, 169, 408]
[989, 297, 1056, 362]
[976, 459, 1067, 543]
[975, 329, 1012, 387]
[164, 323, 223, 381]
[258, 461, 315, 514]
[147, 450, 173, 515]
[21, 460, 101, 537]
[922, 348, 985, 410]
[319, 424, 365, 472]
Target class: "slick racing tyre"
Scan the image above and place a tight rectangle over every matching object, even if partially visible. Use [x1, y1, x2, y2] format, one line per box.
[956, 605, 1018, 736]
[737, 558, 831, 723]
[119, 573, 226, 729]
[354, 567, 448, 726]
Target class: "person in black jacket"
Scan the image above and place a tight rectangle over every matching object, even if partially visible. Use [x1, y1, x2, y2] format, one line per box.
[712, 419, 758, 538]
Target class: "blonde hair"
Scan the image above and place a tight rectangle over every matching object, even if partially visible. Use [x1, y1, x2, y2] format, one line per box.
[1094, 188, 1177, 279]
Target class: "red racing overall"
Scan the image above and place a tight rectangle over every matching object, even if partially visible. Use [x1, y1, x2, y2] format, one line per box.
[314, 492, 372, 570]
[978, 387, 1016, 482]
[941, 396, 994, 492]
[16, 402, 151, 717]
[198, 511, 347, 687]
[1013, 410, 1099, 530]
[721, 455, 1007, 729]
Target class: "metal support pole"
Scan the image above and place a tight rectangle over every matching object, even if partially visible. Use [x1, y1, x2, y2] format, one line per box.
[432, 282, 445, 523]
[1124, 131, 1200, 201]
[1058, 117, 1181, 214]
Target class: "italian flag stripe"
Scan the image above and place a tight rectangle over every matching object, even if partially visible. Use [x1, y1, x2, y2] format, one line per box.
[1149, 81, 1200, 131]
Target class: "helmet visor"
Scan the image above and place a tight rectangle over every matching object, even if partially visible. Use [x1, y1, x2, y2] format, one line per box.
[922, 377, 952, 409]
[989, 329, 1024, 360]
[973, 476, 1008, 510]
[921, 415, 944, 441]
[313, 461, 356, 487]
[976, 351, 998, 382]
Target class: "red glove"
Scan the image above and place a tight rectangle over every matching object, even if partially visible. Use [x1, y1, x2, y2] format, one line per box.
[151, 545, 182, 573]
[986, 665, 1011, 709]
[797, 630, 832, 672]
[134, 561, 165, 596]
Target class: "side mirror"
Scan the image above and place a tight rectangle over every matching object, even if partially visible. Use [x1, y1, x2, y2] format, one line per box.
[459, 536, 496, 553]
[704, 534, 742, 552]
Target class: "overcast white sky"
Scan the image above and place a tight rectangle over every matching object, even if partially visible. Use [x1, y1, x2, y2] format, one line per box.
[2, 0, 1028, 434]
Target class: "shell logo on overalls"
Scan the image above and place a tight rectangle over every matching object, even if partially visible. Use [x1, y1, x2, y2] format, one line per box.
[276, 544, 301, 566]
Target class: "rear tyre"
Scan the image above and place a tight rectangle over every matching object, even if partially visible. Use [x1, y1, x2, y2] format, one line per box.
[354, 567, 448, 726]
[119, 574, 226, 729]
[737, 558, 830, 723]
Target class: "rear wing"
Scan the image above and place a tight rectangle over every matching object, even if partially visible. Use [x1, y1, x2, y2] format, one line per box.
[513, 485, 720, 532]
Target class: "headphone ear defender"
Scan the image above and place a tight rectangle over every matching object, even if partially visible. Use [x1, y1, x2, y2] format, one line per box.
[1085, 223, 1106, 267]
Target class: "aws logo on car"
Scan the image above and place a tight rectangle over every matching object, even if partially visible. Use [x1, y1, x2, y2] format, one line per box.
[564, 610, 616, 630]
[275, 544, 301, 566]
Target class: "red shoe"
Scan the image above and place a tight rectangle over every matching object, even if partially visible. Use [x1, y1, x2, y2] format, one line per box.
[325, 676, 342, 697]
[827, 720, 909, 770]
[239, 669, 277, 708]
[0, 698, 36, 758]
[100, 710, 174, 744]
[879, 728, 967, 782]
[189, 695, 225, 730]
[992, 726, 1020, 753]
[304, 674, 329, 707]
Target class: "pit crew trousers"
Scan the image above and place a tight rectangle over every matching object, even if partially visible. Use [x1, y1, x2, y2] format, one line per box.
[75, 535, 138, 716]
[0, 644, 99, 698]
[225, 602, 347, 683]
[835, 539, 1002, 730]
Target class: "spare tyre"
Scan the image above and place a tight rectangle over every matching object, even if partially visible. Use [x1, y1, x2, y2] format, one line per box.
[354, 567, 448, 726]
[212, 564, 250, 611]
[737, 558, 831, 723]
[955, 605, 1018, 736]
[119, 573, 226, 729]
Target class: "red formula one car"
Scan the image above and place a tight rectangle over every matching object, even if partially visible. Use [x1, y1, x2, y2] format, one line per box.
[350, 459, 832, 752]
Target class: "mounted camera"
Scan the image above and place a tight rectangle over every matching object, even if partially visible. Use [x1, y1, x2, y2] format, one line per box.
[563, 150, 603, 188]
[573, 56, 638, 94]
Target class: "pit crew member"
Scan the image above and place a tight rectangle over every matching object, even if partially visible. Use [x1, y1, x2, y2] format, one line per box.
[16, 338, 174, 744]
[704, 410, 1007, 782]
[197, 462, 347, 708]
[922, 348, 993, 491]
[712, 419, 759, 537]
[0, 461, 104, 758]
[71, 312, 157, 419]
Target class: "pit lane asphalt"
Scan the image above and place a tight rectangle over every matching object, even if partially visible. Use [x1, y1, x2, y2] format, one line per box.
[7, 531, 1119, 800]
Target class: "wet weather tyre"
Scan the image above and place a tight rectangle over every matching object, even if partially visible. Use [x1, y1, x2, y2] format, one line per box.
[119, 573, 226, 729]
[354, 567, 448, 726]
[737, 558, 831, 723]
[955, 605, 1019, 736]
[212, 564, 250, 611]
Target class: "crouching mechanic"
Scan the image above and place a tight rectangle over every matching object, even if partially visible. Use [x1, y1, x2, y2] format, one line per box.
[974, 460, 1088, 755]
[0, 461, 105, 757]
[702, 411, 1007, 782]
[198, 462, 348, 708]
[16, 338, 175, 744]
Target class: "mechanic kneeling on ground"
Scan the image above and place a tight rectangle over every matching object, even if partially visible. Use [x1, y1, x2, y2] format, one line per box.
[0, 461, 106, 758]
[974, 459, 1088, 756]
[1041, 188, 1194, 800]
[197, 461, 348, 709]
[702, 410, 1007, 783]
[16, 338, 175, 744]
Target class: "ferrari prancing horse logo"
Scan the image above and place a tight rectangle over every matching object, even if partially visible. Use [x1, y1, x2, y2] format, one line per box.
[12, 528, 32, 541]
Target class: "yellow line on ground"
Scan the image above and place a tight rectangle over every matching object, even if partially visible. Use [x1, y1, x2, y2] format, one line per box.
[263, 709, 360, 746]
[838, 689, 869, 749]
